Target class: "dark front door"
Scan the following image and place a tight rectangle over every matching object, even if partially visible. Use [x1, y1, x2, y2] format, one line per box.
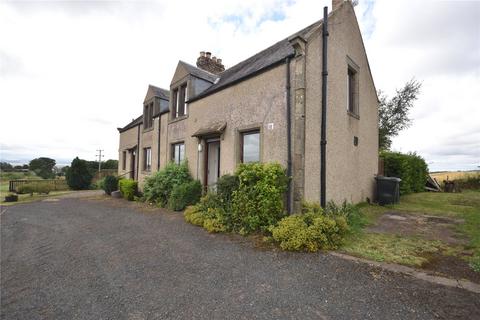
[205, 139, 220, 190]
[130, 149, 136, 180]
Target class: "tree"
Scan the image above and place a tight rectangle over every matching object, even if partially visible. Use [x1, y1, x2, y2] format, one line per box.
[103, 159, 118, 169]
[378, 79, 421, 150]
[66, 157, 93, 190]
[29, 157, 56, 179]
[0, 162, 13, 171]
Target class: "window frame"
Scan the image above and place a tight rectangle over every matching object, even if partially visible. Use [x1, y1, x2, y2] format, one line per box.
[122, 151, 127, 170]
[240, 129, 261, 163]
[346, 56, 360, 118]
[171, 142, 185, 165]
[172, 83, 187, 119]
[143, 147, 152, 171]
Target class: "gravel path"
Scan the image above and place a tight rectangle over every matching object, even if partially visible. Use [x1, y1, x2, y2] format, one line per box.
[1, 197, 479, 320]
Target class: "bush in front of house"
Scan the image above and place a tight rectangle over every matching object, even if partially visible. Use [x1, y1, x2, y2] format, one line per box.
[231, 162, 289, 234]
[216, 174, 239, 208]
[168, 180, 202, 211]
[66, 157, 93, 190]
[102, 175, 119, 195]
[184, 163, 289, 235]
[119, 179, 137, 201]
[143, 161, 192, 207]
[380, 151, 428, 195]
[269, 203, 349, 252]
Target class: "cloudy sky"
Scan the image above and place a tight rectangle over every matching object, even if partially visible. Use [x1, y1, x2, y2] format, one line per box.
[0, 0, 479, 171]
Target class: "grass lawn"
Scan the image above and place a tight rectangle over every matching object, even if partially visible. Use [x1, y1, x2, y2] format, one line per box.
[342, 191, 480, 271]
[0, 191, 74, 207]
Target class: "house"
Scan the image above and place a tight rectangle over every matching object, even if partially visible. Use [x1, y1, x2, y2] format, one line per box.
[117, 0, 379, 212]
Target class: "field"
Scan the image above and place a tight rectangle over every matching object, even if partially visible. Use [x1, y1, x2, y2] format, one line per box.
[430, 170, 479, 182]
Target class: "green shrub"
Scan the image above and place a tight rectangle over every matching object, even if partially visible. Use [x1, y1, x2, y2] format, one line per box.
[269, 211, 349, 252]
[143, 162, 192, 206]
[66, 157, 93, 190]
[36, 184, 52, 194]
[119, 179, 137, 201]
[216, 174, 239, 207]
[103, 175, 119, 195]
[184, 206, 205, 226]
[380, 151, 428, 195]
[231, 162, 288, 234]
[17, 184, 35, 195]
[168, 180, 202, 211]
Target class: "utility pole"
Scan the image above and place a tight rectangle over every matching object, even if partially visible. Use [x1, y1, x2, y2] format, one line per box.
[95, 149, 104, 173]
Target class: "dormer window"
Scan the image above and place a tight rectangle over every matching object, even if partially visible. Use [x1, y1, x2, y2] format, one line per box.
[173, 83, 187, 118]
[143, 102, 154, 129]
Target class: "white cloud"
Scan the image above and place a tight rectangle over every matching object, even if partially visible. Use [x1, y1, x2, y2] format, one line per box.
[1, 0, 479, 171]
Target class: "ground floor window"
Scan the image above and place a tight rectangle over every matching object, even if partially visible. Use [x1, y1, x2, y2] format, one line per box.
[143, 147, 152, 171]
[241, 130, 260, 163]
[171, 142, 185, 165]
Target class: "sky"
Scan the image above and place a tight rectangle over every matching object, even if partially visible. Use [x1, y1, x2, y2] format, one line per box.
[0, 0, 479, 171]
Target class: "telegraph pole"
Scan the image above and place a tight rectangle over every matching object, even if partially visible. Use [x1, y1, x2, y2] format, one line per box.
[95, 149, 104, 173]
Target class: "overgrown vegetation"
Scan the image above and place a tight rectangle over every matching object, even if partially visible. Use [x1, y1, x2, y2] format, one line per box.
[119, 179, 137, 201]
[269, 203, 349, 252]
[380, 151, 428, 195]
[101, 175, 119, 195]
[143, 162, 193, 207]
[168, 180, 202, 211]
[342, 191, 480, 272]
[66, 157, 93, 190]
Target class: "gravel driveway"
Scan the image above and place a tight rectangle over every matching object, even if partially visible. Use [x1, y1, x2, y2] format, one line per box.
[1, 197, 479, 319]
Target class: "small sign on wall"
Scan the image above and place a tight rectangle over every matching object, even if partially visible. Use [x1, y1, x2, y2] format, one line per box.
[267, 123, 274, 130]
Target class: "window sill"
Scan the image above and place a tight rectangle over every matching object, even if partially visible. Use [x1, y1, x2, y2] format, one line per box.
[169, 115, 188, 124]
[347, 111, 360, 120]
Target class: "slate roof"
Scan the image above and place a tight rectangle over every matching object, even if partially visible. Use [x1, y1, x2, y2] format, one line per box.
[149, 85, 170, 100]
[188, 19, 323, 102]
[117, 115, 142, 133]
[178, 60, 219, 84]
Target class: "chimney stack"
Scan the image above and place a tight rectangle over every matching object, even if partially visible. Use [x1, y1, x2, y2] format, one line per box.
[196, 51, 225, 75]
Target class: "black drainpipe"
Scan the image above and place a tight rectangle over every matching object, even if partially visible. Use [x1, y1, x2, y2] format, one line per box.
[157, 114, 161, 170]
[320, 6, 329, 208]
[285, 57, 292, 214]
[136, 124, 140, 181]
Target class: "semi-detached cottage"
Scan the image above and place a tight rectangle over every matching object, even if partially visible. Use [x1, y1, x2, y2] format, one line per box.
[117, 0, 379, 212]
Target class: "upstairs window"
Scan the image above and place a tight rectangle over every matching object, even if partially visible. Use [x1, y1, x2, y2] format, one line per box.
[143, 147, 152, 171]
[241, 130, 260, 163]
[171, 142, 185, 164]
[173, 84, 187, 118]
[144, 102, 154, 129]
[347, 66, 359, 116]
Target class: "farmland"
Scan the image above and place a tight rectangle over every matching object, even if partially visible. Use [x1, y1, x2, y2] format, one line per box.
[430, 170, 480, 182]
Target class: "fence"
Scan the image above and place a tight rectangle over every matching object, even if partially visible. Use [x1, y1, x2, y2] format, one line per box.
[92, 169, 118, 183]
[9, 179, 69, 192]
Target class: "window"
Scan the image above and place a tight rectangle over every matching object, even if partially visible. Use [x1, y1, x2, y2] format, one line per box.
[144, 102, 154, 129]
[172, 84, 187, 118]
[143, 147, 152, 171]
[241, 130, 260, 163]
[171, 142, 185, 164]
[347, 67, 358, 116]
[122, 151, 126, 170]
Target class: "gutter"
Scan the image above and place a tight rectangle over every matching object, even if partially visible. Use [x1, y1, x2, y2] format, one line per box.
[285, 57, 293, 214]
[320, 6, 329, 208]
[157, 116, 161, 170]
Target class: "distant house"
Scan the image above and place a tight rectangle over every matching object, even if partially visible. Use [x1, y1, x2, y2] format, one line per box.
[117, 0, 379, 211]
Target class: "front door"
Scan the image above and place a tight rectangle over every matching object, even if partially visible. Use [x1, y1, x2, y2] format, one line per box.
[130, 149, 136, 180]
[206, 140, 220, 189]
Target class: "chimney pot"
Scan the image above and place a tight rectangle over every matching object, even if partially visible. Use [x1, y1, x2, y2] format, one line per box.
[200, 51, 205, 57]
[206, 52, 211, 59]
[217, 58, 222, 64]
[212, 56, 217, 62]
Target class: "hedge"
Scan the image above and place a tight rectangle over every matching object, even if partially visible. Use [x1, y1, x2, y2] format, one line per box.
[380, 151, 428, 195]
[119, 179, 137, 201]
